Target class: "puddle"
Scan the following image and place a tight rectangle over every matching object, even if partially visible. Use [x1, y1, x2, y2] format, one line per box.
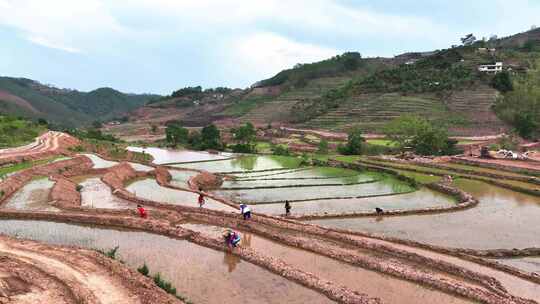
[250, 188, 456, 216]
[0, 220, 332, 304]
[127, 147, 231, 165]
[493, 257, 540, 275]
[214, 177, 414, 204]
[311, 179, 540, 250]
[169, 170, 199, 188]
[126, 178, 236, 212]
[79, 177, 133, 209]
[175, 155, 302, 173]
[81, 153, 153, 172]
[180, 223, 473, 304]
[2, 178, 59, 212]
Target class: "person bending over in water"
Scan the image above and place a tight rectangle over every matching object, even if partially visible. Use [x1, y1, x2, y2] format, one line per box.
[223, 229, 241, 249]
[240, 204, 252, 220]
[284, 200, 291, 216]
[137, 204, 147, 218]
[375, 207, 383, 215]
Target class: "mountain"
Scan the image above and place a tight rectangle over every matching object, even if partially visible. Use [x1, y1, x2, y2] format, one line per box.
[0, 77, 160, 127]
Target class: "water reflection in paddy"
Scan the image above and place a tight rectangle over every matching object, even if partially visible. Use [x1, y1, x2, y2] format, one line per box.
[215, 177, 414, 204]
[126, 178, 235, 212]
[0, 220, 331, 304]
[127, 146, 231, 165]
[494, 257, 540, 275]
[311, 179, 540, 250]
[2, 178, 58, 211]
[175, 155, 301, 173]
[81, 153, 153, 172]
[181, 223, 473, 304]
[251, 188, 456, 215]
[79, 177, 132, 209]
[169, 170, 199, 188]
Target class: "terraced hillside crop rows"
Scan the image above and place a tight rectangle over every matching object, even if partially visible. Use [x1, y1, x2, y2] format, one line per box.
[237, 77, 350, 125]
[303, 93, 450, 131]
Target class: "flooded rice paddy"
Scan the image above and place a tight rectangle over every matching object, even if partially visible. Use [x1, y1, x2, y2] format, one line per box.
[126, 178, 236, 212]
[311, 179, 540, 250]
[79, 177, 133, 209]
[250, 188, 456, 215]
[81, 153, 153, 171]
[169, 169, 199, 188]
[180, 223, 473, 304]
[494, 257, 540, 275]
[2, 178, 58, 212]
[0, 220, 331, 304]
[215, 178, 415, 204]
[127, 146, 231, 165]
[174, 155, 302, 173]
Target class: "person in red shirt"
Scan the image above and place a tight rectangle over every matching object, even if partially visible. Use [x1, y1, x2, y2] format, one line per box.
[137, 204, 147, 218]
[198, 189, 206, 208]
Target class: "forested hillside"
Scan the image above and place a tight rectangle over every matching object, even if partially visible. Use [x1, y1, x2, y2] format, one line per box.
[0, 77, 159, 127]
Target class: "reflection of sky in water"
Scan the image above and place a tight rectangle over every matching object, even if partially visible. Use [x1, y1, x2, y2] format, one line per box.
[313, 179, 540, 250]
[127, 146, 229, 165]
[176, 155, 301, 173]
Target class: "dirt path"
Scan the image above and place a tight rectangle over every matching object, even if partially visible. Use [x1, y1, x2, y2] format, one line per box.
[0, 237, 180, 304]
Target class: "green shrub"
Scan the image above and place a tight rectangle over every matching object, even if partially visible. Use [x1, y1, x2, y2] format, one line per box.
[271, 145, 290, 156]
[137, 263, 149, 276]
[76, 185, 83, 192]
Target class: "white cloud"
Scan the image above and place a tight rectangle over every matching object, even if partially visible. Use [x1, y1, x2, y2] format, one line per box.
[229, 32, 340, 82]
[27, 36, 82, 53]
[0, 0, 126, 53]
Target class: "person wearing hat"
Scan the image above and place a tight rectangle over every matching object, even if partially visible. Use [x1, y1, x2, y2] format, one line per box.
[239, 204, 251, 220]
[223, 229, 241, 249]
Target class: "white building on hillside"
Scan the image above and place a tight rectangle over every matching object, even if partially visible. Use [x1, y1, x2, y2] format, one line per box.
[478, 62, 503, 73]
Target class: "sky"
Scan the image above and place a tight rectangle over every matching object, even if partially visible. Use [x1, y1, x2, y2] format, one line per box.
[0, 0, 539, 94]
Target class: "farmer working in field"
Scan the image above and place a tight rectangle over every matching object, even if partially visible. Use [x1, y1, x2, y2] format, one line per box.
[284, 200, 291, 216]
[198, 188, 206, 207]
[223, 229, 241, 249]
[137, 204, 147, 218]
[240, 204, 251, 220]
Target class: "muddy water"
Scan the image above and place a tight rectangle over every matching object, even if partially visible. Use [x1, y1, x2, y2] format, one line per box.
[2, 178, 58, 212]
[127, 147, 231, 165]
[181, 223, 473, 304]
[215, 177, 414, 204]
[250, 188, 456, 215]
[79, 177, 132, 209]
[126, 178, 236, 212]
[169, 170, 198, 188]
[494, 257, 540, 274]
[81, 154, 153, 172]
[312, 179, 540, 249]
[175, 155, 302, 173]
[0, 220, 332, 304]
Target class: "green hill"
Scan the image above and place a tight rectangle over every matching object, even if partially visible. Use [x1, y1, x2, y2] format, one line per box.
[0, 77, 159, 127]
[0, 115, 46, 148]
[221, 28, 540, 136]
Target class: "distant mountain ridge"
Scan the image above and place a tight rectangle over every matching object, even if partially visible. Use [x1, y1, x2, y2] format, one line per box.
[0, 77, 160, 127]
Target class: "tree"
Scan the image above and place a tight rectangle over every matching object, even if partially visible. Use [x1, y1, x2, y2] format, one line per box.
[37, 118, 48, 125]
[318, 139, 329, 154]
[383, 115, 452, 156]
[165, 121, 188, 146]
[491, 71, 513, 93]
[231, 122, 257, 153]
[233, 122, 256, 143]
[338, 128, 365, 155]
[199, 124, 222, 150]
[494, 80, 540, 139]
[92, 120, 103, 129]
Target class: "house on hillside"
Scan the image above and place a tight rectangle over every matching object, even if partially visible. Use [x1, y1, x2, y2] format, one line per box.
[478, 62, 503, 74]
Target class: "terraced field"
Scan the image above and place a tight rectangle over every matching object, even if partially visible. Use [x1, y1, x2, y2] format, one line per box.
[1, 138, 540, 304]
[304, 93, 451, 131]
